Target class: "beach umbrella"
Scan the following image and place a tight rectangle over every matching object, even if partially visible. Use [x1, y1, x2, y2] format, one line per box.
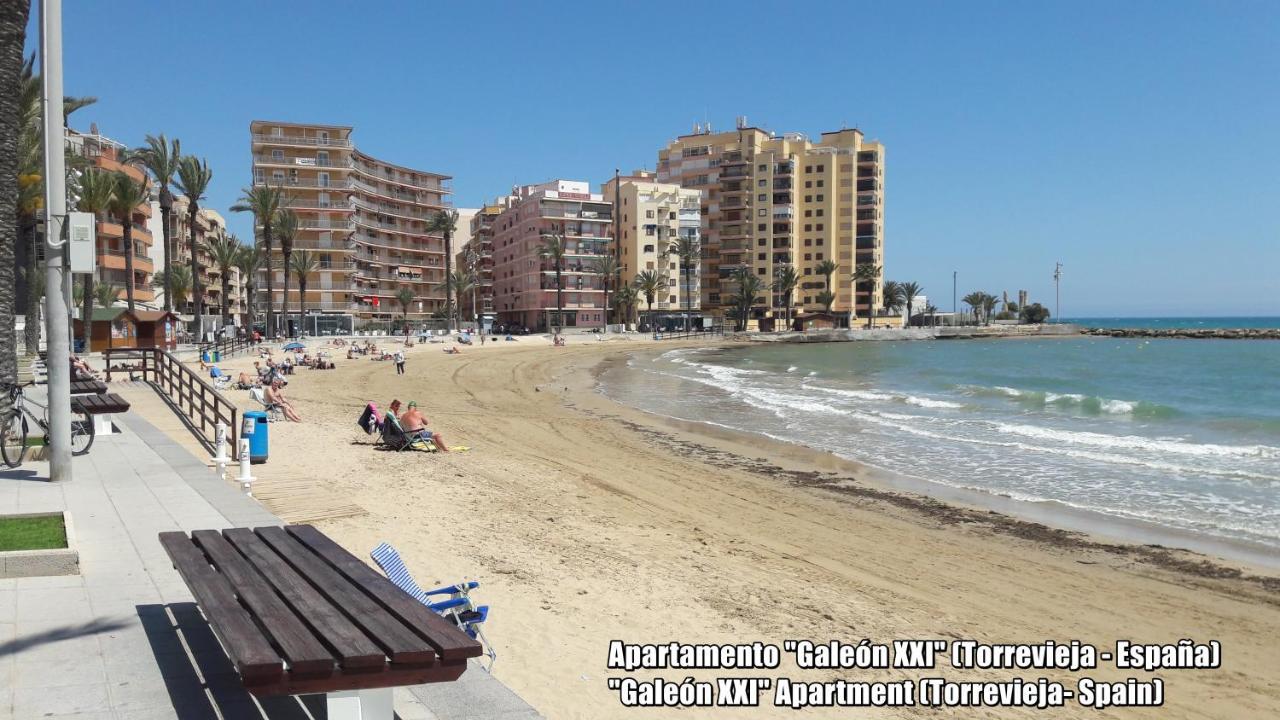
[283, 342, 305, 351]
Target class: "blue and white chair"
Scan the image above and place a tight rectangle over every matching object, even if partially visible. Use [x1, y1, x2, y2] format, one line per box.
[370, 542, 495, 670]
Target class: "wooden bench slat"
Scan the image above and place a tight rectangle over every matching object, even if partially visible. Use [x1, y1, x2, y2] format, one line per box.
[158, 532, 284, 683]
[72, 392, 130, 415]
[253, 526, 437, 666]
[220, 528, 387, 670]
[69, 379, 108, 395]
[287, 525, 482, 662]
[190, 530, 336, 677]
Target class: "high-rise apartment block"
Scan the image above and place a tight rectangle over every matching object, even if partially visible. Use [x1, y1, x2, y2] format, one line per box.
[602, 171, 701, 324]
[249, 121, 451, 330]
[488, 180, 612, 331]
[458, 203, 505, 325]
[657, 120, 884, 325]
[65, 127, 155, 306]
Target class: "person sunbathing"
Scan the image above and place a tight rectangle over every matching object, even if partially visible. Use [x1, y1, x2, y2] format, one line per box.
[236, 371, 256, 390]
[399, 401, 450, 451]
[443, 346, 462, 354]
[265, 379, 301, 422]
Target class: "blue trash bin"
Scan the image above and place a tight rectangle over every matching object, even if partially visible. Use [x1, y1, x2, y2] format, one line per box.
[201, 351, 210, 364]
[212, 350, 221, 362]
[243, 411, 269, 464]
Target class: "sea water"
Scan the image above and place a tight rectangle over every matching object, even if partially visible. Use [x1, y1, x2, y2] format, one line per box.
[599, 333, 1280, 555]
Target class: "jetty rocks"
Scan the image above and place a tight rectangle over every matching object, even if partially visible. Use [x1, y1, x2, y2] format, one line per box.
[1085, 327, 1280, 340]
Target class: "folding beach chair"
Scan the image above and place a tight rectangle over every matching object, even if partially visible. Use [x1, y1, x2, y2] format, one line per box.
[379, 413, 436, 452]
[209, 366, 231, 391]
[370, 542, 495, 670]
[248, 386, 283, 422]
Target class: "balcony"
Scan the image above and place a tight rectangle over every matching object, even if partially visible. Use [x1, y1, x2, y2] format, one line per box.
[856, 236, 879, 250]
[351, 196, 439, 222]
[297, 217, 355, 231]
[772, 208, 793, 219]
[775, 163, 794, 175]
[253, 154, 347, 168]
[347, 159, 451, 192]
[255, 176, 356, 191]
[251, 133, 353, 149]
[285, 198, 354, 211]
[720, 167, 749, 179]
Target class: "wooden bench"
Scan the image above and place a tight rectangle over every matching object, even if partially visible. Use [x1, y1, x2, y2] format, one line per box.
[69, 379, 109, 396]
[72, 392, 131, 436]
[159, 525, 481, 719]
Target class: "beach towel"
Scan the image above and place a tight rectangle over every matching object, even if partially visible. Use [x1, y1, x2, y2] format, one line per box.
[357, 403, 381, 435]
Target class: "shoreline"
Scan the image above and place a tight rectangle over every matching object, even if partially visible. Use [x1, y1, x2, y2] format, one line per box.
[592, 344, 1280, 572]
[139, 336, 1280, 719]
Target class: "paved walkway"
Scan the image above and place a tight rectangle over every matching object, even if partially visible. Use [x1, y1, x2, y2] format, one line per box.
[0, 410, 541, 719]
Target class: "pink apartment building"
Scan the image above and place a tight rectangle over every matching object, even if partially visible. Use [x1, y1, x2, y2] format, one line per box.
[489, 180, 613, 331]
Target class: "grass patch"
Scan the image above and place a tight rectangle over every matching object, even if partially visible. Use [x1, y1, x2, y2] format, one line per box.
[0, 515, 67, 551]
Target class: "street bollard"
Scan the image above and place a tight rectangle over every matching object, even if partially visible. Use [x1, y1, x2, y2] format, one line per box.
[212, 422, 230, 480]
[237, 438, 255, 495]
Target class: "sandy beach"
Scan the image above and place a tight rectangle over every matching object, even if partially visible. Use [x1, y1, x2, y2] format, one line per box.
[175, 335, 1280, 719]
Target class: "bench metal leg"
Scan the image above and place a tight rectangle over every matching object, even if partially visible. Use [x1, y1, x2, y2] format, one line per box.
[93, 413, 115, 436]
[326, 687, 393, 720]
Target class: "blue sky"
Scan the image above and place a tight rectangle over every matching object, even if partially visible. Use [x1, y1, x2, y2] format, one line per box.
[29, 0, 1279, 316]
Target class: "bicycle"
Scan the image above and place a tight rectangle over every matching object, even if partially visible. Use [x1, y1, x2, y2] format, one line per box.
[1, 381, 95, 468]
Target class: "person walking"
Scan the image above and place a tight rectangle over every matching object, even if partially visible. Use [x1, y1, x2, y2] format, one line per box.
[393, 349, 405, 375]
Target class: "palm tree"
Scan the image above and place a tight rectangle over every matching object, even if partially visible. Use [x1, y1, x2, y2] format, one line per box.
[923, 302, 939, 327]
[633, 269, 667, 330]
[772, 265, 800, 331]
[93, 282, 121, 310]
[438, 269, 474, 331]
[0, 11, 32, 399]
[673, 235, 700, 331]
[815, 259, 839, 292]
[288, 250, 319, 324]
[882, 280, 905, 318]
[729, 267, 767, 332]
[151, 266, 192, 311]
[204, 235, 241, 326]
[900, 281, 923, 327]
[612, 285, 638, 326]
[234, 243, 263, 332]
[106, 172, 150, 311]
[816, 290, 836, 314]
[852, 264, 881, 328]
[173, 156, 212, 338]
[981, 293, 999, 325]
[395, 286, 414, 328]
[962, 291, 995, 325]
[536, 233, 567, 334]
[590, 254, 620, 329]
[273, 208, 298, 336]
[230, 184, 285, 337]
[132, 134, 181, 312]
[427, 209, 460, 330]
[14, 57, 96, 353]
[73, 168, 113, 346]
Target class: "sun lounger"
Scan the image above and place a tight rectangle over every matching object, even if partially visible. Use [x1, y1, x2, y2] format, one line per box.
[249, 386, 283, 422]
[370, 542, 494, 670]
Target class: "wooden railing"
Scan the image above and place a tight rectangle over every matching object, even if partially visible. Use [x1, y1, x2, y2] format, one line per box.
[199, 335, 254, 360]
[103, 348, 239, 458]
[653, 325, 727, 341]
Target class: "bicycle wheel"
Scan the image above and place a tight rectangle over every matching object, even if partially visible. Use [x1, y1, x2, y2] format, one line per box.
[1, 412, 29, 468]
[70, 409, 95, 456]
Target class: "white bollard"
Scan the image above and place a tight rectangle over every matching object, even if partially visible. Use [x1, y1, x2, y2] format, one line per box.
[237, 438, 255, 495]
[212, 422, 230, 479]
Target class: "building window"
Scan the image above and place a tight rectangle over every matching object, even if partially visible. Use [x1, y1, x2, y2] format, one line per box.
[816, 253, 824, 260]
[758, 193, 766, 201]
[758, 164, 767, 171]
[804, 253, 812, 261]
[804, 239, 812, 247]
[817, 165, 825, 172]
[757, 268, 767, 275]
[757, 223, 766, 231]
[646, 210, 654, 218]
[758, 179, 766, 187]
[669, 212, 676, 220]
[816, 194, 824, 202]
[645, 226, 655, 236]
[817, 180, 825, 188]
[805, 181, 812, 188]
[804, 165, 812, 173]
[816, 238, 824, 246]
[643, 245, 655, 253]
[805, 195, 812, 203]
[804, 210, 812, 217]
[271, 149, 283, 161]
[757, 209, 767, 216]
[757, 238, 766, 247]
[804, 268, 812, 275]
[816, 224, 824, 231]
[816, 209, 824, 217]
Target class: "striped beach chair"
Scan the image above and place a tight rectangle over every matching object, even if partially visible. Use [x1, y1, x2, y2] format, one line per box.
[370, 542, 495, 669]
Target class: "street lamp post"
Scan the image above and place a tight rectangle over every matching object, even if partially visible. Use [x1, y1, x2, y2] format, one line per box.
[40, 0, 73, 483]
[1054, 261, 1063, 323]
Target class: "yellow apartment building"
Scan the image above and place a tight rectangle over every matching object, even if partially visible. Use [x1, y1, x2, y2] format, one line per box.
[657, 119, 885, 327]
